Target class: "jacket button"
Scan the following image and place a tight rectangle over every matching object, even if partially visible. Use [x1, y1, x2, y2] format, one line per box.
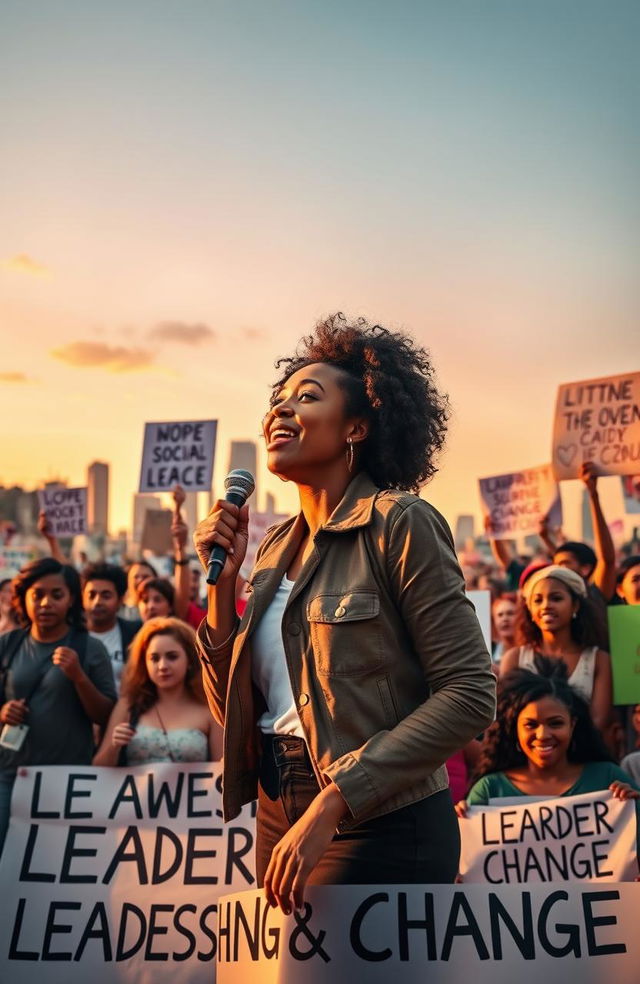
[334, 605, 346, 618]
[298, 693, 309, 707]
[289, 622, 301, 635]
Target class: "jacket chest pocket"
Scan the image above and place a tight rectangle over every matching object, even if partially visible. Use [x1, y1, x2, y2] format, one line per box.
[306, 591, 383, 677]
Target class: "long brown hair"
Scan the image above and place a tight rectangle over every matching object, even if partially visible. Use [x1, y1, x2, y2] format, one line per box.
[121, 617, 205, 720]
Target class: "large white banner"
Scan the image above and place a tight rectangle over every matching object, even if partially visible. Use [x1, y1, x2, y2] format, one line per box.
[0, 763, 256, 983]
[217, 883, 640, 983]
[479, 464, 562, 539]
[459, 790, 637, 884]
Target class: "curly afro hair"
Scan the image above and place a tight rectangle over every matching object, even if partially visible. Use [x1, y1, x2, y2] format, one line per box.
[271, 313, 449, 492]
[472, 656, 611, 784]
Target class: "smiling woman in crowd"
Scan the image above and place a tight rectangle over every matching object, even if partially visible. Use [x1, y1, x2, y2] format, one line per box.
[193, 313, 495, 914]
[456, 659, 637, 813]
[500, 565, 612, 732]
[0, 558, 116, 854]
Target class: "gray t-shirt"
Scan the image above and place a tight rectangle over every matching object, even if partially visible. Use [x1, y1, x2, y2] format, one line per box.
[0, 629, 117, 777]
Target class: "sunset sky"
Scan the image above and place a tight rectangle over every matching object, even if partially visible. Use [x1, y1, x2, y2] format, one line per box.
[1, 1, 638, 538]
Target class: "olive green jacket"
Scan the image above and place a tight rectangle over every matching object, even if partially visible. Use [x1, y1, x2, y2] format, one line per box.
[197, 472, 496, 827]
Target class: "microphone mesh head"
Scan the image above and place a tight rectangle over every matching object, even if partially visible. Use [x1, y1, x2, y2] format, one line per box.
[224, 469, 255, 499]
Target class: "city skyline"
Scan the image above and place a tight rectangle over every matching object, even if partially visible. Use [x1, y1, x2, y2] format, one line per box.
[1, 2, 638, 541]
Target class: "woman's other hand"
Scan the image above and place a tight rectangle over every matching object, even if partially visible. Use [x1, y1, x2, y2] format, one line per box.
[264, 783, 348, 914]
[609, 780, 640, 801]
[454, 799, 469, 818]
[52, 646, 82, 683]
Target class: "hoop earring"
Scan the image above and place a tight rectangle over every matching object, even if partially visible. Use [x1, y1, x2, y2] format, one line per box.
[346, 439, 354, 473]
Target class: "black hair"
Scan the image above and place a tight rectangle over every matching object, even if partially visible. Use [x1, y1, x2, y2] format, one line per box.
[554, 541, 597, 575]
[271, 313, 449, 492]
[473, 657, 612, 781]
[82, 563, 127, 599]
[11, 557, 85, 630]
[137, 577, 175, 611]
[617, 554, 640, 585]
[515, 583, 601, 648]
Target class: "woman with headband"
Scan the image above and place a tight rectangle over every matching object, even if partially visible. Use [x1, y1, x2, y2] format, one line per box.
[500, 565, 612, 732]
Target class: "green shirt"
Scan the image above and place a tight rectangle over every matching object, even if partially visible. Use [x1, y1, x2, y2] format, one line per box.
[468, 760, 638, 804]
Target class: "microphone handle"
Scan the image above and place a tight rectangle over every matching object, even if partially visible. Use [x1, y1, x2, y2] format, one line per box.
[206, 490, 248, 586]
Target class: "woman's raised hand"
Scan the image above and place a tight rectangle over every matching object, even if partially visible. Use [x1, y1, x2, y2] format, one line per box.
[193, 500, 249, 585]
[111, 723, 136, 748]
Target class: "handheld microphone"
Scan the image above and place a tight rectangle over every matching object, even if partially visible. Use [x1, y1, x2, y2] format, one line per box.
[206, 469, 255, 586]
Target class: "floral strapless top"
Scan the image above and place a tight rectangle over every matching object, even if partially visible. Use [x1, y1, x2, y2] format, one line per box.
[126, 725, 209, 764]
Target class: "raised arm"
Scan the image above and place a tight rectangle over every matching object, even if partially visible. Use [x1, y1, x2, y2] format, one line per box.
[581, 461, 616, 601]
[171, 485, 191, 622]
[484, 514, 515, 571]
[37, 510, 67, 564]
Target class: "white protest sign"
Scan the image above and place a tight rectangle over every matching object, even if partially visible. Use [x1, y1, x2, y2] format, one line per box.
[217, 883, 640, 984]
[0, 763, 256, 984]
[37, 487, 87, 537]
[459, 790, 637, 885]
[139, 420, 217, 492]
[552, 372, 640, 479]
[621, 474, 640, 514]
[479, 464, 562, 539]
[466, 590, 491, 653]
[0, 547, 36, 578]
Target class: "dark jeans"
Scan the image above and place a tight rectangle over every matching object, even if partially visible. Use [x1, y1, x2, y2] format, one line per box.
[256, 734, 460, 886]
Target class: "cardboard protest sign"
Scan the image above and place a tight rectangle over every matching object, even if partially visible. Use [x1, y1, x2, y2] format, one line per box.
[608, 605, 640, 704]
[621, 474, 640, 514]
[217, 883, 640, 984]
[466, 590, 491, 653]
[240, 510, 290, 579]
[479, 464, 562, 539]
[552, 372, 640, 480]
[0, 763, 256, 984]
[0, 547, 36, 578]
[459, 790, 637, 884]
[140, 508, 173, 554]
[37, 487, 87, 537]
[139, 420, 217, 492]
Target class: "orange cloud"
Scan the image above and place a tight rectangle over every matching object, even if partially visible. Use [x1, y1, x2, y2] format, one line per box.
[0, 371, 32, 383]
[149, 321, 215, 345]
[1, 254, 50, 276]
[51, 342, 155, 373]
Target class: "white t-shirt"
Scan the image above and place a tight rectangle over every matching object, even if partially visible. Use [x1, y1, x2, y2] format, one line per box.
[251, 575, 305, 738]
[90, 623, 125, 691]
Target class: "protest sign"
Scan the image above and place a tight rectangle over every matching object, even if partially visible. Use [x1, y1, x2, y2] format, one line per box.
[459, 790, 637, 885]
[217, 883, 640, 984]
[140, 508, 174, 554]
[0, 547, 36, 578]
[139, 420, 217, 492]
[552, 372, 640, 480]
[466, 590, 491, 653]
[608, 605, 640, 704]
[621, 474, 640, 514]
[479, 464, 562, 539]
[240, 510, 290, 578]
[37, 487, 87, 537]
[0, 763, 256, 984]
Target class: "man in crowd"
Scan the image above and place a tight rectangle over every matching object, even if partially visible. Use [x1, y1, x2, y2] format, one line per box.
[82, 563, 142, 691]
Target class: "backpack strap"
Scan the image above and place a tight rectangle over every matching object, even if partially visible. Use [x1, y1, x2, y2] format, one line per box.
[0, 628, 30, 702]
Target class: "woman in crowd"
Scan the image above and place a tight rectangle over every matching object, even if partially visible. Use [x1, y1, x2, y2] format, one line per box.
[137, 577, 175, 622]
[456, 659, 637, 811]
[193, 313, 495, 913]
[500, 565, 612, 732]
[0, 558, 116, 853]
[490, 592, 517, 665]
[121, 560, 157, 620]
[0, 579, 19, 635]
[616, 555, 640, 606]
[94, 617, 222, 764]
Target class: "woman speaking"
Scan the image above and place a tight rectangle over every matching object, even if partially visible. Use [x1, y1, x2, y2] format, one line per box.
[193, 314, 495, 912]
